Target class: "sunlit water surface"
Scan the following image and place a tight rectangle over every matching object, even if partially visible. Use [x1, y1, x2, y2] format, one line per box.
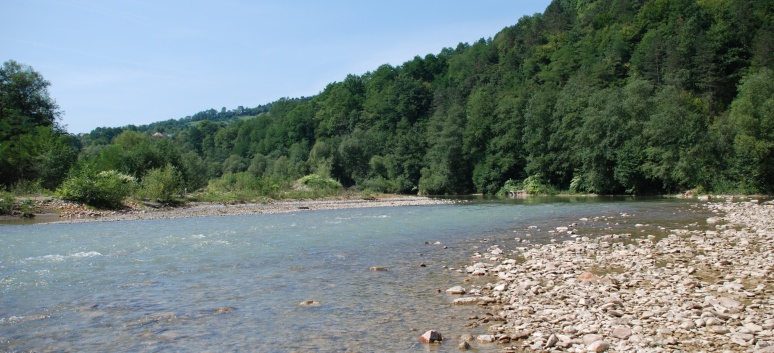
[0, 197, 710, 352]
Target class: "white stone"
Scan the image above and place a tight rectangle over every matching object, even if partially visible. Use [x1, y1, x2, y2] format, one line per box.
[744, 323, 764, 333]
[583, 334, 604, 345]
[586, 340, 610, 352]
[445, 286, 466, 295]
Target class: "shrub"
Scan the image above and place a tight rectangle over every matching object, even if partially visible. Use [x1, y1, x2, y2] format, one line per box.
[57, 170, 136, 209]
[296, 174, 342, 191]
[522, 175, 554, 195]
[496, 179, 521, 196]
[208, 172, 271, 193]
[0, 191, 15, 215]
[141, 164, 184, 203]
[496, 175, 555, 196]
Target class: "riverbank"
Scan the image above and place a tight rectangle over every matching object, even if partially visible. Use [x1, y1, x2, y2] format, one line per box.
[445, 199, 774, 352]
[3, 195, 455, 224]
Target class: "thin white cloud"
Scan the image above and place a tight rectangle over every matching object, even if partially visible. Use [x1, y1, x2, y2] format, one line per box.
[56, 0, 151, 25]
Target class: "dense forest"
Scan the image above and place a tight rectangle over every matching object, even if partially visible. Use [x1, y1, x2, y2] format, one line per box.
[2, 0, 773, 208]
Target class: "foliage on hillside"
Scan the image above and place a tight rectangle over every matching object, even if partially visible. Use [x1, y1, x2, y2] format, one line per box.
[3, 0, 773, 207]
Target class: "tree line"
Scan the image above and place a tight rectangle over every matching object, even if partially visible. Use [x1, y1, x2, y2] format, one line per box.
[2, 0, 773, 208]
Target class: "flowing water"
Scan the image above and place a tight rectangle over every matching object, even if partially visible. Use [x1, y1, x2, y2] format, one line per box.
[0, 197, 711, 352]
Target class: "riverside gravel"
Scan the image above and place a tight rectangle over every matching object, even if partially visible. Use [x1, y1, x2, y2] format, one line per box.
[449, 200, 774, 353]
[47, 196, 455, 223]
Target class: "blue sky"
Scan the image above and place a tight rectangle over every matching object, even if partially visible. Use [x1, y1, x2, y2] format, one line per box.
[2, 0, 552, 134]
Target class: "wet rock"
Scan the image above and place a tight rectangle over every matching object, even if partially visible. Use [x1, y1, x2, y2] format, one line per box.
[476, 334, 496, 343]
[299, 300, 320, 306]
[446, 286, 466, 295]
[419, 330, 443, 343]
[213, 307, 235, 315]
[457, 341, 471, 350]
[452, 297, 480, 305]
[369, 266, 388, 271]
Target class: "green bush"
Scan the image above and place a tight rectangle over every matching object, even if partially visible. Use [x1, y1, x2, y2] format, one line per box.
[0, 191, 15, 215]
[496, 175, 555, 196]
[208, 172, 272, 193]
[296, 174, 342, 191]
[522, 175, 554, 195]
[57, 170, 136, 209]
[496, 179, 522, 196]
[141, 164, 184, 203]
[10, 179, 44, 196]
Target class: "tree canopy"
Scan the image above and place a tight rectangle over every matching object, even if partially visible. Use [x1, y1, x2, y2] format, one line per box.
[0, 60, 78, 189]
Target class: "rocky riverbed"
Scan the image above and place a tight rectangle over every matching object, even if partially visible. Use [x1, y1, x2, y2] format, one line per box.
[443, 200, 774, 352]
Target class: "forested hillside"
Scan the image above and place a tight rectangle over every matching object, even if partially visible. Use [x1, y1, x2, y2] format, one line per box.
[3, 0, 773, 205]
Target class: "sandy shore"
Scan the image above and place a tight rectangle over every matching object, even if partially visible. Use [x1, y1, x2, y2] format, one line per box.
[35, 195, 456, 224]
[443, 199, 774, 352]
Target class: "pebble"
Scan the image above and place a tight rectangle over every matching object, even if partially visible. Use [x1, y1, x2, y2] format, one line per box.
[612, 326, 632, 339]
[476, 334, 496, 343]
[587, 340, 610, 352]
[447, 201, 774, 352]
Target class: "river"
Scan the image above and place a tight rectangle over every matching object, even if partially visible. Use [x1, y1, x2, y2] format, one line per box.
[0, 197, 710, 352]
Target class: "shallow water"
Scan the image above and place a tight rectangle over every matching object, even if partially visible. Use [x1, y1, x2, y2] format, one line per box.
[0, 197, 710, 352]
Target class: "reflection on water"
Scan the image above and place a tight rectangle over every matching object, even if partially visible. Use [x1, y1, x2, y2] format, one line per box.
[0, 198, 710, 352]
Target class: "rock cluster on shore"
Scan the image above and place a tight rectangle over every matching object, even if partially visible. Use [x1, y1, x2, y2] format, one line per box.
[443, 200, 774, 352]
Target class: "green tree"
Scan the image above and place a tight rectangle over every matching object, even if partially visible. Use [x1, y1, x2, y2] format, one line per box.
[419, 103, 469, 194]
[0, 60, 76, 189]
[222, 154, 248, 174]
[0, 60, 61, 133]
[180, 151, 209, 191]
[247, 153, 269, 178]
[728, 69, 774, 192]
[642, 87, 708, 192]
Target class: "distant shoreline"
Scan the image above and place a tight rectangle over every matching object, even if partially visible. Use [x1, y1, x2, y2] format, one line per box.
[1, 195, 456, 225]
[3, 194, 769, 226]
